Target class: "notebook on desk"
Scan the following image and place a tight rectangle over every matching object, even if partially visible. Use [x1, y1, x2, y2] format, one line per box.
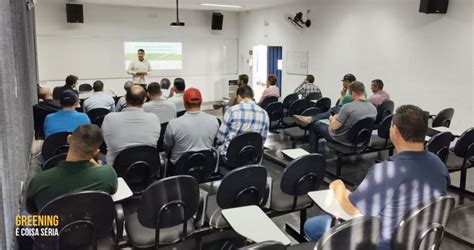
[319, 119, 330, 125]
[281, 148, 310, 160]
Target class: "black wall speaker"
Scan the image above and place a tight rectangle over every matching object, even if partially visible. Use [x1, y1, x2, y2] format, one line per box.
[212, 12, 224, 30]
[419, 0, 449, 14]
[66, 3, 84, 23]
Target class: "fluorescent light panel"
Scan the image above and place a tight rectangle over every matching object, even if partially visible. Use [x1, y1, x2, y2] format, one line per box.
[200, 3, 243, 8]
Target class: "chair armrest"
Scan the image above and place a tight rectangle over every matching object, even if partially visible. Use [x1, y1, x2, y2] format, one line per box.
[114, 203, 125, 243]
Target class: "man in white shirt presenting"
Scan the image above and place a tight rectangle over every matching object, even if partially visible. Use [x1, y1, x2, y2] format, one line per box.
[127, 49, 151, 84]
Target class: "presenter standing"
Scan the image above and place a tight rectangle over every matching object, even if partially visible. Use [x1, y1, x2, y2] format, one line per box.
[127, 49, 151, 85]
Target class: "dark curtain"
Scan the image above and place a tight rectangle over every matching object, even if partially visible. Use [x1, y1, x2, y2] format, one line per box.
[267, 46, 282, 96]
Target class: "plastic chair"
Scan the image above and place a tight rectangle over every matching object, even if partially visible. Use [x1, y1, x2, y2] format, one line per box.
[42, 153, 67, 171]
[265, 102, 284, 132]
[431, 108, 454, 128]
[41, 132, 71, 162]
[86, 108, 110, 127]
[78, 83, 93, 92]
[446, 128, 474, 190]
[426, 131, 453, 164]
[220, 132, 263, 174]
[260, 96, 279, 109]
[172, 149, 217, 183]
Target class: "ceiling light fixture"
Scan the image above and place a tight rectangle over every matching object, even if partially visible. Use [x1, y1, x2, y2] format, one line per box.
[200, 3, 243, 9]
[171, 0, 185, 27]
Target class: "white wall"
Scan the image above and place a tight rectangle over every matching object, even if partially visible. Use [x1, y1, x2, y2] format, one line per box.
[238, 0, 473, 131]
[36, 0, 239, 101]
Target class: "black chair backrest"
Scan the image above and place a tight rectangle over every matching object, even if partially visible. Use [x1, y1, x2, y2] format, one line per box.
[432, 108, 454, 128]
[41, 132, 71, 162]
[346, 118, 375, 148]
[33, 105, 59, 140]
[281, 154, 326, 210]
[42, 153, 67, 171]
[305, 92, 322, 101]
[78, 84, 93, 92]
[298, 107, 321, 130]
[113, 145, 161, 194]
[377, 114, 393, 140]
[137, 176, 199, 244]
[282, 93, 299, 110]
[313, 97, 331, 113]
[260, 96, 279, 109]
[217, 165, 267, 209]
[177, 110, 186, 117]
[226, 132, 263, 169]
[35, 191, 115, 250]
[238, 241, 286, 250]
[453, 127, 474, 160]
[426, 132, 452, 163]
[375, 100, 394, 125]
[315, 216, 381, 250]
[174, 149, 217, 183]
[287, 99, 310, 116]
[265, 102, 284, 122]
[392, 195, 455, 250]
[157, 122, 168, 152]
[86, 108, 110, 127]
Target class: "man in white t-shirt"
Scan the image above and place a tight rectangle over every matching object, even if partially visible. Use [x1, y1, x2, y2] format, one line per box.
[127, 49, 151, 84]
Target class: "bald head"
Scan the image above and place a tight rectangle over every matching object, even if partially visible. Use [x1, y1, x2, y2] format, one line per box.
[126, 85, 146, 107]
[38, 86, 53, 100]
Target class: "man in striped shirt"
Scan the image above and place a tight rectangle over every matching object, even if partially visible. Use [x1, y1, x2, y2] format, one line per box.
[294, 74, 322, 99]
[218, 85, 269, 158]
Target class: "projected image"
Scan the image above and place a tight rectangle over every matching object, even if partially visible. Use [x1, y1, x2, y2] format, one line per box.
[124, 42, 182, 70]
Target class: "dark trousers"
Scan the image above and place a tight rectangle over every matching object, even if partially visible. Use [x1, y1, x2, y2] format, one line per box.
[309, 122, 334, 153]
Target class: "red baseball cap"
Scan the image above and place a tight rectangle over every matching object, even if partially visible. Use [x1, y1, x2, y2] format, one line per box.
[183, 87, 202, 104]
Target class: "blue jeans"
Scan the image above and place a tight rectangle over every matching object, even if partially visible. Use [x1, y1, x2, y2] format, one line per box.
[308, 122, 334, 153]
[304, 215, 333, 241]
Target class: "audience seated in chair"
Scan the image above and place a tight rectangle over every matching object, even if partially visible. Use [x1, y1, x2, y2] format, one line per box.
[114, 81, 134, 112]
[159, 77, 171, 99]
[217, 85, 269, 160]
[293, 73, 357, 126]
[144, 82, 177, 124]
[296, 81, 377, 153]
[228, 74, 249, 107]
[303, 105, 450, 250]
[43, 90, 91, 139]
[52, 74, 78, 100]
[163, 87, 219, 174]
[33, 86, 61, 139]
[168, 77, 186, 112]
[294, 74, 322, 99]
[102, 85, 160, 165]
[26, 124, 117, 213]
[258, 74, 280, 104]
[83, 80, 115, 113]
[368, 79, 391, 107]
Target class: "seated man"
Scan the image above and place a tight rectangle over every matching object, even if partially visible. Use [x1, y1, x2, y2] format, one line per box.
[160, 78, 171, 99]
[303, 81, 376, 153]
[33, 86, 61, 138]
[114, 81, 134, 112]
[52, 75, 78, 100]
[258, 74, 280, 104]
[143, 82, 176, 124]
[303, 105, 450, 250]
[294, 74, 322, 99]
[102, 85, 161, 166]
[228, 74, 249, 107]
[368, 79, 391, 107]
[43, 90, 91, 138]
[217, 85, 269, 159]
[294, 73, 356, 125]
[83, 80, 115, 113]
[168, 77, 186, 112]
[26, 124, 118, 213]
[163, 88, 219, 174]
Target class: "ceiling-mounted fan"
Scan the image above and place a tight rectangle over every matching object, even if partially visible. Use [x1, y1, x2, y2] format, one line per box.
[171, 0, 185, 27]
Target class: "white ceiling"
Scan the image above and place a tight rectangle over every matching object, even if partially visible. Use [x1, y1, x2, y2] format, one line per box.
[74, 0, 308, 11]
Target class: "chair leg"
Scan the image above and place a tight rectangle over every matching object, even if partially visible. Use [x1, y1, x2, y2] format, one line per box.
[460, 168, 467, 191]
[284, 209, 308, 243]
[388, 148, 394, 156]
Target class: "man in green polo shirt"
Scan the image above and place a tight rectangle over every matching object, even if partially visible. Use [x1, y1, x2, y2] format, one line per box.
[338, 73, 356, 105]
[26, 124, 118, 213]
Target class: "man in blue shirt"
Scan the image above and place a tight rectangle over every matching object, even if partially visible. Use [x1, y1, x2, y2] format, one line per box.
[303, 105, 450, 250]
[44, 90, 91, 138]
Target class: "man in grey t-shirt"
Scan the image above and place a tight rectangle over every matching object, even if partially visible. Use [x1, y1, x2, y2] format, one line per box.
[163, 87, 219, 173]
[144, 82, 177, 124]
[307, 81, 376, 153]
[102, 85, 161, 166]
